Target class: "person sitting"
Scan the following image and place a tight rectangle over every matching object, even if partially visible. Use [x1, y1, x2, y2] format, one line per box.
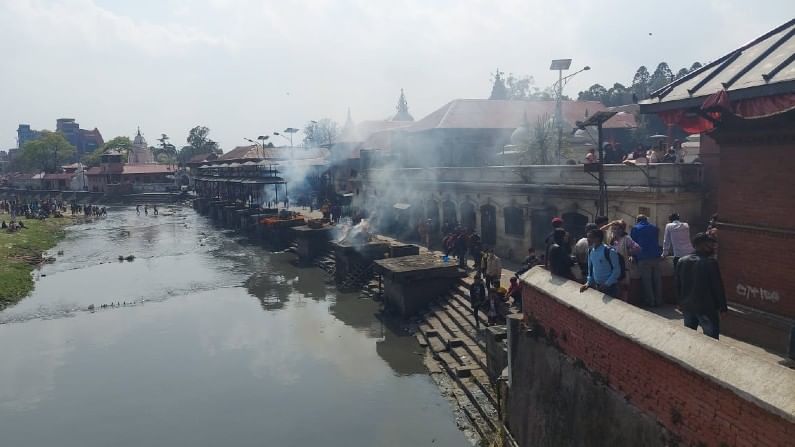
[18, 220, 25, 229]
[1, 221, 7, 229]
[505, 277, 523, 312]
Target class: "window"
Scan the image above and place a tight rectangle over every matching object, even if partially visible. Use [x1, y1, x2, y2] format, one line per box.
[504, 206, 524, 236]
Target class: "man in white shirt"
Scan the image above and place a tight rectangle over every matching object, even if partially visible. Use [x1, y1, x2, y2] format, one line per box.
[663, 213, 694, 267]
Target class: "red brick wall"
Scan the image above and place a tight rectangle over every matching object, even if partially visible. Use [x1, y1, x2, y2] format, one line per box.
[522, 286, 794, 447]
[717, 143, 795, 319]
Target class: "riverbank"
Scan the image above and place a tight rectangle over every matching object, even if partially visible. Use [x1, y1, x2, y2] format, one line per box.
[0, 216, 73, 306]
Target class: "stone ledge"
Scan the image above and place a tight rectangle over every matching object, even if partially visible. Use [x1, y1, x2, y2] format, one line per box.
[519, 266, 795, 423]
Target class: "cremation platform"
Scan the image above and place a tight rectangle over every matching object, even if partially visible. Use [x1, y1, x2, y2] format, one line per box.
[291, 225, 334, 264]
[374, 254, 465, 317]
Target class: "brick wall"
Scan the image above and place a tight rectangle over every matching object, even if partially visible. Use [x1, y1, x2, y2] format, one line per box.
[717, 143, 795, 319]
[520, 274, 794, 447]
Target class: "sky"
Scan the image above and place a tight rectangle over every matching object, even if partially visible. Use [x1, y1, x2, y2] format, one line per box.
[1, 0, 793, 151]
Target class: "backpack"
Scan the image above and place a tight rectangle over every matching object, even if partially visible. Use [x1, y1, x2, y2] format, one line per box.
[590, 245, 627, 281]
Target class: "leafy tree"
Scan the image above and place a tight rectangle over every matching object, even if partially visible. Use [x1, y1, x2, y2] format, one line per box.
[179, 126, 221, 163]
[153, 134, 177, 165]
[649, 62, 674, 93]
[689, 62, 703, 72]
[675, 68, 689, 80]
[82, 136, 132, 167]
[18, 131, 76, 173]
[578, 84, 608, 102]
[303, 119, 338, 147]
[489, 69, 508, 100]
[631, 66, 651, 99]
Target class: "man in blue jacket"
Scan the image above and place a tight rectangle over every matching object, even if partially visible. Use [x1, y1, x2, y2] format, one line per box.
[630, 214, 663, 307]
[579, 229, 621, 297]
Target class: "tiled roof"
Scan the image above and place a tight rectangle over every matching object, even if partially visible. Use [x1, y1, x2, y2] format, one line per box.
[405, 99, 607, 131]
[642, 19, 795, 112]
[43, 173, 75, 180]
[122, 164, 174, 174]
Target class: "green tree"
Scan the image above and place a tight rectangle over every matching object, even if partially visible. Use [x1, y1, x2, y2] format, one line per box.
[578, 84, 608, 102]
[18, 131, 76, 173]
[303, 119, 338, 147]
[649, 62, 674, 93]
[83, 136, 132, 166]
[689, 62, 703, 72]
[179, 126, 221, 163]
[631, 65, 651, 99]
[153, 134, 177, 165]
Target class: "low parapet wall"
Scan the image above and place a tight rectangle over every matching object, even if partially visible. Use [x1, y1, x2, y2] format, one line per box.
[513, 267, 794, 447]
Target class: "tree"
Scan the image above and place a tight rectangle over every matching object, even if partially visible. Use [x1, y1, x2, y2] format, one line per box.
[516, 113, 554, 165]
[674, 68, 690, 80]
[578, 84, 608, 102]
[303, 119, 338, 147]
[649, 62, 674, 93]
[631, 65, 651, 99]
[179, 126, 221, 163]
[17, 131, 76, 173]
[152, 134, 177, 165]
[489, 69, 508, 100]
[82, 136, 132, 167]
[689, 62, 703, 72]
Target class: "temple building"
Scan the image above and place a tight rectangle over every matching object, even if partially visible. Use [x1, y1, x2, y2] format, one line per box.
[129, 127, 154, 164]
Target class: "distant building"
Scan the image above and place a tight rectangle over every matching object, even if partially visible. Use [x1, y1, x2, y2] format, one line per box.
[85, 151, 175, 193]
[56, 118, 104, 158]
[16, 124, 41, 148]
[16, 119, 104, 159]
[129, 127, 154, 164]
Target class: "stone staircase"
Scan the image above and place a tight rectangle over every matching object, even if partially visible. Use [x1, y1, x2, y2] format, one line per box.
[417, 276, 512, 445]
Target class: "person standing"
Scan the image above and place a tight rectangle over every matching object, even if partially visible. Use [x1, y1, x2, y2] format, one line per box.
[469, 233, 482, 274]
[574, 223, 598, 280]
[136, 204, 141, 215]
[675, 233, 727, 339]
[469, 274, 487, 330]
[608, 220, 640, 301]
[454, 230, 468, 269]
[631, 215, 663, 307]
[484, 250, 502, 290]
[547, 228, 575, 280]
[579, 229, 621, 297]
[663, 213, 694, 268]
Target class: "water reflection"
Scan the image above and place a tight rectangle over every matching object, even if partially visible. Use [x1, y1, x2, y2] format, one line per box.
[0, 206, 470, 447]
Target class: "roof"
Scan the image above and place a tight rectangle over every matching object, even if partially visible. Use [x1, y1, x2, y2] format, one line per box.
[212, 146, 329, 164]
[336, 120, 412, 144]
[642, 19, 795, 113]
[122, 164, 175, 174]
[42, 173, 75, 180]
[405, 99, 607, 132]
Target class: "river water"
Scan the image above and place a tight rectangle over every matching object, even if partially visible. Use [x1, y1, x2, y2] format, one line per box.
[0, 206, 470, 447]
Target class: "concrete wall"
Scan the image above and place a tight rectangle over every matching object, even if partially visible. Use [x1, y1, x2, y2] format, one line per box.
[511, 268, 795, 447]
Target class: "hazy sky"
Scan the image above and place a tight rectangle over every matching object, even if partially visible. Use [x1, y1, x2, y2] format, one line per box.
[1, 0, 792, 150]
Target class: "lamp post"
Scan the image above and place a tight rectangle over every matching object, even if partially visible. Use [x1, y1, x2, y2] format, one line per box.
[550, 59, 590, 164]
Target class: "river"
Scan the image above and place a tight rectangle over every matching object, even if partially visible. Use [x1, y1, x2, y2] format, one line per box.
[0, 206, 470, 447]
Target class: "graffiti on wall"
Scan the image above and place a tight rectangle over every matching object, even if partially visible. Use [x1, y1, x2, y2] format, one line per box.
[735, 283, 780, 303]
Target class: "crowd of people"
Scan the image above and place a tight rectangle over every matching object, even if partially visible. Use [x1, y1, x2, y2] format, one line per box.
[455, 211, 726, 340]
[584, 140, 692, 165]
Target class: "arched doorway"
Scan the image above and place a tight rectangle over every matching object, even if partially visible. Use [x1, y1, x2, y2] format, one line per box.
[442, 200, 457, 230]
[425, 200, 440, 233]
[481, 204, 497, 246]
[562, 212, 589, 242]
[460, 201, 476, 232]
[531, 208, 556, 250]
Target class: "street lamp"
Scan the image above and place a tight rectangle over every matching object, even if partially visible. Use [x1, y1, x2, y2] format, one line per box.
[550, 59, 591, 164]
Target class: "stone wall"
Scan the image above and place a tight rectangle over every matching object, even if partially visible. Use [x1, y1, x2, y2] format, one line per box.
[357, 164, 704, 261]
[509, 268, 795, 447]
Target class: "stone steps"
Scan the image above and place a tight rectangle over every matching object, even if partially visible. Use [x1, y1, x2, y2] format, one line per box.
[417, 284, 503, 445]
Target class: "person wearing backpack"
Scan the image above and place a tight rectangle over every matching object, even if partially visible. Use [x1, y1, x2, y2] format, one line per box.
[579, 229, 621, 297]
